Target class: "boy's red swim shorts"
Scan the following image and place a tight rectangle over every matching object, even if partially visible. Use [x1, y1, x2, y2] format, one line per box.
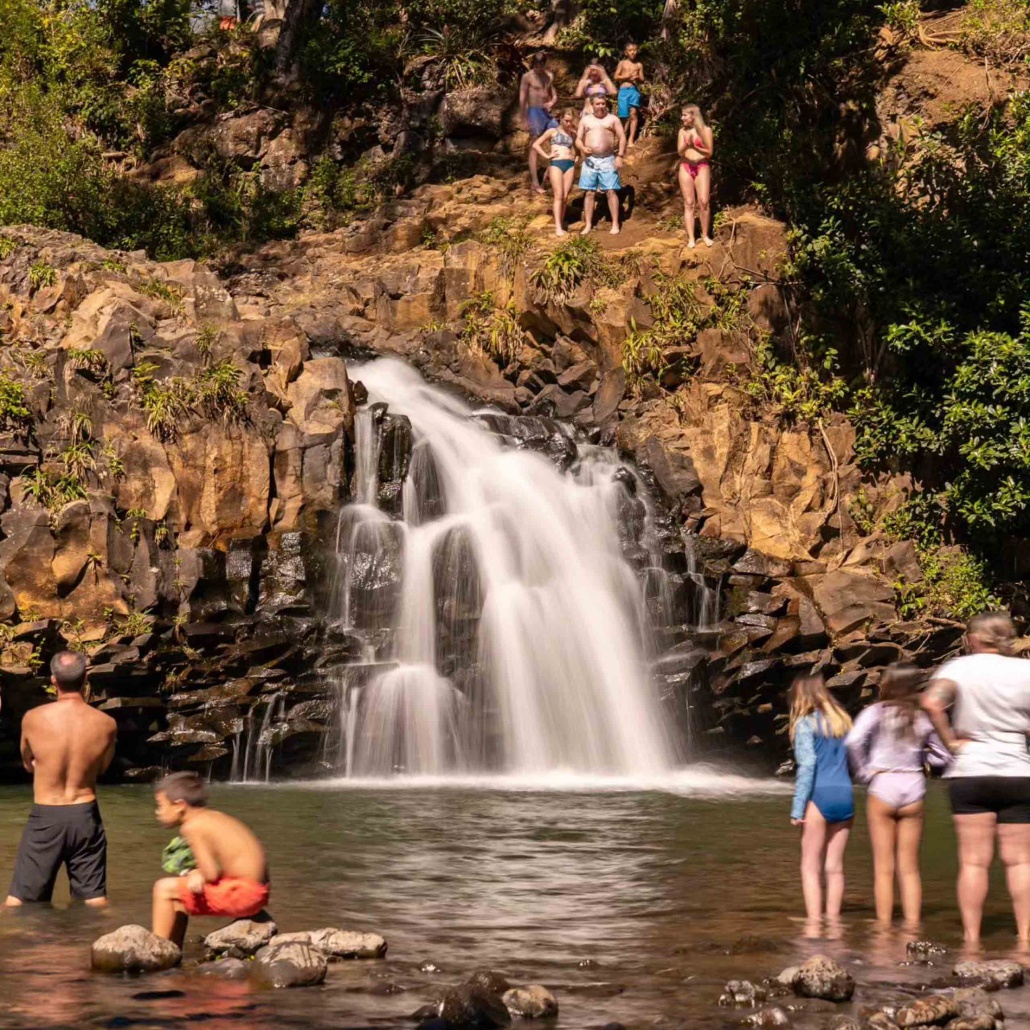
[179, 877, 269, 917]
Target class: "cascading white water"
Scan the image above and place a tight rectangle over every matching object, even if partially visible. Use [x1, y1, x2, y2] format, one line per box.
[333, 358, 680, 777]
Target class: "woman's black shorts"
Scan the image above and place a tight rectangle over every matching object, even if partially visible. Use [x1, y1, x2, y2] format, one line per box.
[948, 776, 1030, 823]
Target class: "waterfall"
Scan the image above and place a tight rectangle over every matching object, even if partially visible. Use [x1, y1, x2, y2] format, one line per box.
[331, 358, 682, 778]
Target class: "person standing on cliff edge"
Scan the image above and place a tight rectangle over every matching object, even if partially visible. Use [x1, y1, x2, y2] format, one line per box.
[4, 652, 116, 908]
[519, 52, 558, 194]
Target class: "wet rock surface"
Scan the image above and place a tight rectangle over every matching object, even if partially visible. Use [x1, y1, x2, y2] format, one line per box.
[253, 938, 328, 988]
[953, 959, 1024, 990]
[789, 955, 855, 1002]
[202, 915, 278, 958]
[91, 924, 181, 973]
[501, 984, 558, 1018]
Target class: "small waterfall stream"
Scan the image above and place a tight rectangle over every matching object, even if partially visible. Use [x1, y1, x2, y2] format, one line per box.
[327, 358, 713, 779]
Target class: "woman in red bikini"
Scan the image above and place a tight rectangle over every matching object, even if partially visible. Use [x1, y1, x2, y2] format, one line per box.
[677, 104, 714, 249]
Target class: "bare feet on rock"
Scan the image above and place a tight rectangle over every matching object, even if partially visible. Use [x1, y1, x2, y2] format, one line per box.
[555, 228, 568, 237]
[580, 224, 592, 235]
[687, 239, 697, 249]
[609, 225, 621, 235]
[703, 236, 714, 247]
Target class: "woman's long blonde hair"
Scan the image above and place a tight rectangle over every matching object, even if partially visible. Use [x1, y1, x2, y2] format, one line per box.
[788, 672, 852, 741]
[681, 104, 708, 132]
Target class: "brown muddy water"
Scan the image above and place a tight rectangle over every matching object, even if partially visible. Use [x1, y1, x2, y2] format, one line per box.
[1, 773, 1028, 1029]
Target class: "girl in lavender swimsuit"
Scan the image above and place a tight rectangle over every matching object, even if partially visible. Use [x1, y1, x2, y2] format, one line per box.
[846, 663, 951, 926]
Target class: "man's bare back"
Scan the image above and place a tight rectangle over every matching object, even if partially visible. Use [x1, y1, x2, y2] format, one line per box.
[23, 697, 116, 805]
[183, 808, 268, 883]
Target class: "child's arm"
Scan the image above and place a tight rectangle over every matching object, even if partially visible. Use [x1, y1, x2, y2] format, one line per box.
[182, 825, 222, 888]
[844, 705, 876, 783]
[635, 62, 645, 83]
[614, 60, 629, 83]
[790, 717, 816, 823]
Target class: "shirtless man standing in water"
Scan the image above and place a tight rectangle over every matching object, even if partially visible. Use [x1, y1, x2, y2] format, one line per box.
[519, 52, 558, 194]
[576, 94, 627, 234]
[5, 652, 116, 906]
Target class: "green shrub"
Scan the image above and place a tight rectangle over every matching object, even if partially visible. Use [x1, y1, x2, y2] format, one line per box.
[28, 262, 56, 290]
[0, 372, 31, 430]
[531, 237, 626, 304]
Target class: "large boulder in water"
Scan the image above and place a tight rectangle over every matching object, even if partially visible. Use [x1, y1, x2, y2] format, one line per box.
[203, 915, 278, 958]
[502, 985, 558, 1018]
[91, 924, 181, 973]
[253, 939, 327, 987]
[953, 959, 1024, 990]
[790, 954, 855, 1001]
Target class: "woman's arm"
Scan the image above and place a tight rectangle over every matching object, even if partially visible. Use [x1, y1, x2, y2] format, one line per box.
[532, 129, 554, 161]
[791, 717, 816, 822]
[844, 705, 877, 783]
[601, 70, 617, 94]
[922, 676, 961, 753]
[697, 127, 714, 157]
[574, 72, 590, 98]
[676, 128, 687, 158]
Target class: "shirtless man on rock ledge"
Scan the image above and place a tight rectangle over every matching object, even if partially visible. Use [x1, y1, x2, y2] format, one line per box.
[575, 94, 627, 235]
[5, 652, 116, 907]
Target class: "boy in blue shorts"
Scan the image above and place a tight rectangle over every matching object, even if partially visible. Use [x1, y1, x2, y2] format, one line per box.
[575, 95, 627, 235]
[615, 43, 645, 147]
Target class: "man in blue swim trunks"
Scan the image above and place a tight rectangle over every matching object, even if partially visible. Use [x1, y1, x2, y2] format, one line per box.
[575, 94, 627, 235]
[519, 52, 558, 194]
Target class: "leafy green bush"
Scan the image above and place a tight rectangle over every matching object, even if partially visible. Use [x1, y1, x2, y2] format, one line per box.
[531, 237, 627, 304]
[0, 372, 31, 430]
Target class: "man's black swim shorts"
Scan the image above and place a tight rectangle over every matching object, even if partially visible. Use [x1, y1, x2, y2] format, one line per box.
[8, 800, 107, 902]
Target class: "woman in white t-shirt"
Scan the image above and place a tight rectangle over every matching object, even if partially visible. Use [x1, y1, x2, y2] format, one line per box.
[924, 611, 1030, 947]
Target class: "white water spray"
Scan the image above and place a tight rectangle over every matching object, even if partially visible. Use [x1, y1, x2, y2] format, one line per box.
[333, 358, 680, 777]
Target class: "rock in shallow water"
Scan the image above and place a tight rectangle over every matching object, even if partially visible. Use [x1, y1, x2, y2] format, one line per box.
[790, 955, 854, 1002]
[896, 995, 959, 1027]
[719, 979, 767, 1007]
[906, 940, 947, 962]
[91, 925, 181, 973]
[254, 939, 327, 988]
[438, 983, 512, 1027]
[743, 1005, 790, 1028]
[267, 927, 387, 959]
[203, 915, 278, 958]
[466, 969, 512, 997]
[197, 957, 250, 979]
[502, 985, 558, 1018]
[952, 959, 1024, 989]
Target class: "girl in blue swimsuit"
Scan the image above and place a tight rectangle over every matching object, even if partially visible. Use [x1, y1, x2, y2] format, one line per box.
[531, 109, 579, 236]
[789, 673, 854, 928]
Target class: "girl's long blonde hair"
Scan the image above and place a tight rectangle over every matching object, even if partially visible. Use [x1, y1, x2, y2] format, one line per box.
[788, 673, 852, 741]
[681, 104, 708, 132]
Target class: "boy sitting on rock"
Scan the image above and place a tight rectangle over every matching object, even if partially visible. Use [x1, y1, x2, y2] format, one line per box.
[151, 771, 269, 948]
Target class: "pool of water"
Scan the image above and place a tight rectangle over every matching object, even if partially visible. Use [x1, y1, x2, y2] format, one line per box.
[0, 772, 1028, 1029]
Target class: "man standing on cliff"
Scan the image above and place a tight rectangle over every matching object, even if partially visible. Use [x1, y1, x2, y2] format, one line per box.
[576, 94, 626, 235]
[519, 52, 558, 194]
[4, 652, 116, 907]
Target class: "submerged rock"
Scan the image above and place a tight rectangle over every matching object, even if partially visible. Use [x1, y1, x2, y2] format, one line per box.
[743, 1006, 790, 1028]
[438, 983, 512, 1027]
[254, 939, 328, 987]
[720, 979, 767, 1007]
[265, 927, 387, 959]
[91, 924, 181, 973]
[905, 940, 947, 965]
[791, 955, 854, 1002]
[501, 985, 558, 1018]
[953, 959, 1023, 990]
[466, 969, 512, 996]
[203, 915, 278, 958]
[948, 987, 1003, 1020]
[896, 995, 959, 1027]
[197, 956, 250, 979]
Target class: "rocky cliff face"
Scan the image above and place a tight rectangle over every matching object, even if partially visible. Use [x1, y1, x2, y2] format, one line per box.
[0, 144, 962, 781]
[0, 227, 355, 780]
